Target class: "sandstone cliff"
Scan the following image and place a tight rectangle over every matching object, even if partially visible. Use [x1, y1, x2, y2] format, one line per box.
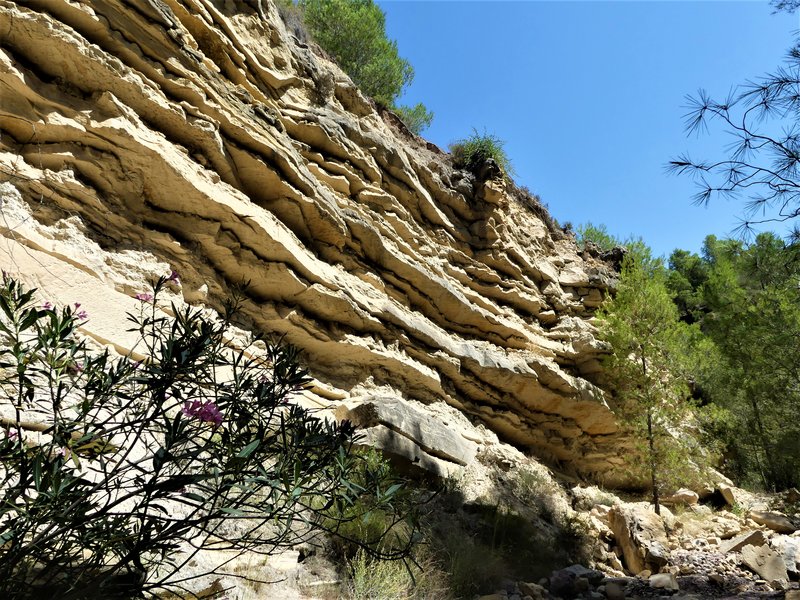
[0, 0, 630, 484]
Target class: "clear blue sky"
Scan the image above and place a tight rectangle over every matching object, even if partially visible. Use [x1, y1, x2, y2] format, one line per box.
[378, 1, 799, 258]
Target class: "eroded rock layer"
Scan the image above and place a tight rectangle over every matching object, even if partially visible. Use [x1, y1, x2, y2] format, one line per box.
[0, 0, 632, 484]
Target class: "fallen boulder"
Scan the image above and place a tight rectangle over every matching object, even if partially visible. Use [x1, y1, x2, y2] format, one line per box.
[740, 543, 789, 585]
[749, 510, 798, 534]
[661, 488, 699, 506]
[720, 529, 768, 554]
[608, 503, 670, 574]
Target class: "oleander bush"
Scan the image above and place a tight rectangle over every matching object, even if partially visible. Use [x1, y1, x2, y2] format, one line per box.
[0, 273, 412, 599]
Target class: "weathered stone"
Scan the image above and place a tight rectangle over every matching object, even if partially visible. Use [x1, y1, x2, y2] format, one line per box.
[649, 572, 679, 590]
[559, 564, 605, 585]
[749, 510, 798, 534]
[336, 396, 478, 467]
[661, 488, 699, 506]
[740, 543, 789, 584]
[518, 581, 547, 600]
[718, 484, 747, 508]
[549, 568, 578, 598]
[770, 534, 800, 578]
[719, 530, 768, 554]
[608, 504, 670, 574]
[604, 580, 626, 600]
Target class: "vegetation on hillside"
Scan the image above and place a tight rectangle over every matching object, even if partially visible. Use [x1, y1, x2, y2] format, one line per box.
[666, 234, 800, 491]
[277, 0, 434, 134]
[449, 129, 515, 180]
[585, 226, 800, 494]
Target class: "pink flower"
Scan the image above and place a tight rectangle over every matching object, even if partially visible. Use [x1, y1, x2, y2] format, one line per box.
[5, 429, 18, 442]
[42, 301, 53, 310]
[135, 292, 154, 303]
[181, 400, 223, 427]
[73, 303, 88, 321]
[68, 361, 84, 374]
[166, 270, 180, 284]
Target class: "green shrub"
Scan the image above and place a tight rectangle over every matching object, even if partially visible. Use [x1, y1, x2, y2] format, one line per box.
[322, 448, 418, 560]
[0, 274, 410, 598]
[345, 549, 450, 600]
[450, 129, 515, 179]
[299, 0, 410, 106]
[511, 466, 560, 522]
[393, 103, 434, 135]
[577, 222, 618, 251]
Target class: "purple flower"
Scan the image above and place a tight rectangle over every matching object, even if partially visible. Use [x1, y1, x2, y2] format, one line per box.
[73, 303, 88, 321]
[5, 429, 18, 442]
[42, 301, 53, 310]
[135, 292, 154, 303]
[181, 400, 223, 427]
[68, 361, 84, 374]
[166, 270, 180, 284]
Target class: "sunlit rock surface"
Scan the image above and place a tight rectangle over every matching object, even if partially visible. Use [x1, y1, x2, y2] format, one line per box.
[0, 0, 634, 485]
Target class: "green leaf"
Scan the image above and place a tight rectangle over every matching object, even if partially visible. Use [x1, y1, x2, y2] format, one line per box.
[237, 439, 260, 458]
[220, 507, 245, 516]
[182, 492, 205, 503]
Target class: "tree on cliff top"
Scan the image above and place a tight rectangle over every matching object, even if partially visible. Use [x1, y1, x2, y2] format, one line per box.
[291, 0, 433, 133]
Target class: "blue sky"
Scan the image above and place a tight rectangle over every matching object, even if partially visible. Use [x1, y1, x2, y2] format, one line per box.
[378, 1, 799, 258]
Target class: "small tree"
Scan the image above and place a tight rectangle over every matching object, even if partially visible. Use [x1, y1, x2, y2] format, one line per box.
[393, 103, 434, 136]
[299, 0, 411, 106]
[599, 253, 701, 514]
[0, 274, 413, 598]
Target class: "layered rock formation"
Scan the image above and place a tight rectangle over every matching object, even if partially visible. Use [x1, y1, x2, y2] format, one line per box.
[0, 0, 630, 483]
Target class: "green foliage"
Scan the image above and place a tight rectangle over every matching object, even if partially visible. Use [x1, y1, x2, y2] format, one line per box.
[393, 102, 434, 135]
[450, 129, 515, 179]
[345, 549, 450, 600]
[298, 0, 411, 107]
[666, 233, 800, 490]
[599, 252, 707, 512]
[0, 275, 410, 598]
[322, 448, 418, 561]
[669, 26, 800, 240]
[576, 222, 618, 252]
[510, 466, 559, 522]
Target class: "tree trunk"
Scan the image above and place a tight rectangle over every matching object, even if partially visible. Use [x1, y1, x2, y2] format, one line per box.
[648, 407, 660, 515]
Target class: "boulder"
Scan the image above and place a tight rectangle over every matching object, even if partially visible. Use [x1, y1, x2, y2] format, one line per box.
[649, 572, 679, 590]
[336, 396, 479, 476]
[749, 510, 798, 534]
[603, 579, 627, 600]
[770, 534, 800, 578]
[518, 581, 547, 600]
[661, 488, 699, 506]
[608, 504, 670, 574]
[740, 543, 789, 584]
[719, 529, 768, 554]
[718, 483, 751, 508]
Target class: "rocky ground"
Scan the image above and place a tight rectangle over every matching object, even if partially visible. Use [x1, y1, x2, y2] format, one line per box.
[476, 485, 800, 600]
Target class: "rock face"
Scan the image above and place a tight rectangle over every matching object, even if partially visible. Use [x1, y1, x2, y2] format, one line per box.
[0, 0, 630, 483]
